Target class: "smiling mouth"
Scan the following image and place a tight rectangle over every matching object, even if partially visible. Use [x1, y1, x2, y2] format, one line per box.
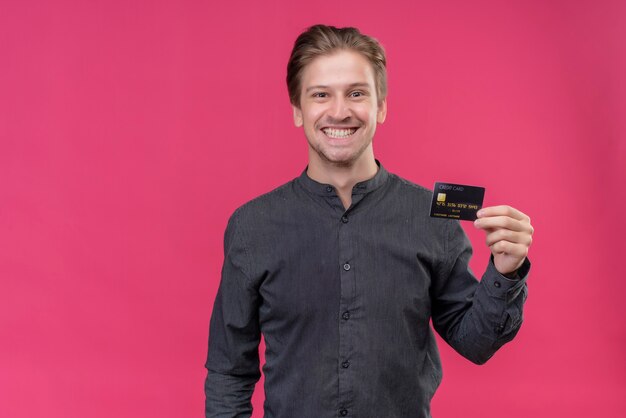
[322, 128, 358, 139]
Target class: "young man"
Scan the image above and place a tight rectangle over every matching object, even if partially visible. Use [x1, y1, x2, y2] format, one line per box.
[205, 25, 533, 418]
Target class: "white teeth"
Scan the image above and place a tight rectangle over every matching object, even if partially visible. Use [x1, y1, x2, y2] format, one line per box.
[323, 128, 357, 138]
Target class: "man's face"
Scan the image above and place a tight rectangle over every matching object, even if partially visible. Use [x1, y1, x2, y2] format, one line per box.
[293, 50, 387, 167]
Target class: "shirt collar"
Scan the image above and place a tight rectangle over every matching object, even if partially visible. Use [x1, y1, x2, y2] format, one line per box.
[296, 160, 389, 196]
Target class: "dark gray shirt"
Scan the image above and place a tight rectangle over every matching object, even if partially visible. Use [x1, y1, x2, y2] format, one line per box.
[205, 162, 529, 418]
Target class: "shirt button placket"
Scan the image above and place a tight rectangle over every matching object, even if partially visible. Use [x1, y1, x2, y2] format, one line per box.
[337, 210, 354, 415]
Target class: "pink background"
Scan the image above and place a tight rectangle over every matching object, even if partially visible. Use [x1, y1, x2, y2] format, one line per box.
[1, 0, 625, 417]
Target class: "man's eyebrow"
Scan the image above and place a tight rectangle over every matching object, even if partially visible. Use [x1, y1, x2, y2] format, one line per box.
[305, 83, 371, 93]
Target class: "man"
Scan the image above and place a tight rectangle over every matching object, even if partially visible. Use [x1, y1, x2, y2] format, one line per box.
[205, 25, 533, 418]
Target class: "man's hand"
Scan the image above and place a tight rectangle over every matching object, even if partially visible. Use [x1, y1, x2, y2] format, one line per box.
[473, 205, 534, 276]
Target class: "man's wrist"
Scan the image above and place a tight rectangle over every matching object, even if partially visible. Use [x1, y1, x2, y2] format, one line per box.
[490, 255, 531, 281]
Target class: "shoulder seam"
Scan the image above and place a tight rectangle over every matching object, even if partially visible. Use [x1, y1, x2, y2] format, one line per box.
[389, 173, 433, 194]
[234, 178, 298, 214]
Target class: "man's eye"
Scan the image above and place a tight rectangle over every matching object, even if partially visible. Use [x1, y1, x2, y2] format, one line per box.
[350, 91, 364, 98]
[313, 92, 327, 98]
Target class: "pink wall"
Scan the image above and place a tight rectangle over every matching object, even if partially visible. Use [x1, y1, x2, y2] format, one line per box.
[1, 0, 624, 416]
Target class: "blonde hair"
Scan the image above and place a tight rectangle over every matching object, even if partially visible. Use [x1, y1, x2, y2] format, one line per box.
[287, 24, 387, 107]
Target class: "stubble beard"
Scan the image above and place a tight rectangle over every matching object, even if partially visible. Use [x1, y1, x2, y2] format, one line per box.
[307, 129, 374, 168]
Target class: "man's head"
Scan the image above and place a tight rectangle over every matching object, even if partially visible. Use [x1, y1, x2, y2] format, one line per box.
[287, 25, 388, 168]
[287, 25, 387, 108]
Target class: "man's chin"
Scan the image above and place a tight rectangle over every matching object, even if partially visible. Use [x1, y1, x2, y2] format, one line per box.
[317, 151, 361, 167]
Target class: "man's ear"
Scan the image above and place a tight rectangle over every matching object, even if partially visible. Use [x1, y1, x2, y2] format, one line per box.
[377, 99, 387, 124]
[293, 105, 303, 127]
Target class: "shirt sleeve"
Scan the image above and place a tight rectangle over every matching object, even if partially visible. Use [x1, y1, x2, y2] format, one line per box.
[430, 220, 530, 365]
[205, 210, 262, 417]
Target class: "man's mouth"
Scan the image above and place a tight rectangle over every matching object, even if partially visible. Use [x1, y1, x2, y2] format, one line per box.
[322, 128, 358, 139]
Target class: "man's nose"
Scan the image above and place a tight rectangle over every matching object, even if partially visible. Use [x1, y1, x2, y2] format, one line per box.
[328, 96, 351, 121]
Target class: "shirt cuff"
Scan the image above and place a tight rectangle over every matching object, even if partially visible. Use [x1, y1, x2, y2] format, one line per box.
[482, 256, 530, 302]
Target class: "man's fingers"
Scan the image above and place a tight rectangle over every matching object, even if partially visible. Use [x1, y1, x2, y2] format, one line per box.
[478, 205, 530, 222]
[474, 215, 534, 233]
[484, 229, 533, 247]
[474, 204, 534, 275]
[489, 240, 529, 259]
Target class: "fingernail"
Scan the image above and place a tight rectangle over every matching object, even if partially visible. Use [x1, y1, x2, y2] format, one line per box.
[477, 210, 483, 217]
[474, 219, 480, 227]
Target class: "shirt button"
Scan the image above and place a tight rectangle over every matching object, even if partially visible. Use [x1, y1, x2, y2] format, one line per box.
[341, 215, 349, 223]
[343, 263, 351, 271]
[326, 186, 333, 192]
[342, 361, 350, 368]
[342, 311, 350, 320]
[340, 409, 348, 416]
[494, 281, 501, 288]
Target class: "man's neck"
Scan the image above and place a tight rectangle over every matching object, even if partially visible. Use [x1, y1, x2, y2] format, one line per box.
[307, 154, 378, 210]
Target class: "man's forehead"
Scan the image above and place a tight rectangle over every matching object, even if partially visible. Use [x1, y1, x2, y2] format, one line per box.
[301, 50, 376, 88]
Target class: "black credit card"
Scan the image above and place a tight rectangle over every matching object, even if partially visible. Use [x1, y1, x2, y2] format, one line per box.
[429, 182, 485, 221]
